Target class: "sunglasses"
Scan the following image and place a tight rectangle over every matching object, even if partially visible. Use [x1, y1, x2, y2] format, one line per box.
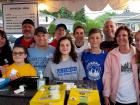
[12, 52, 25, 56]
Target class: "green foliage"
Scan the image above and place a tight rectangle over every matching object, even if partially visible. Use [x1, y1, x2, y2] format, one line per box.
[86, 18, 97, 33]
[41, 7, 86, 23]
[41, 7, 115, 34]
[40, 7, 73, 19]
[48, 23, 56, 36]
[73, 8, 86, 23]
[58, 7, 73, 19]
[94, 12, 116, 28]
[73, 21, 87, 31]
[86, 12, 116, 32]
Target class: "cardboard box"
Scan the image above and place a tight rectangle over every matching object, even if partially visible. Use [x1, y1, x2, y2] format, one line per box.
[30, 84, 66, 105]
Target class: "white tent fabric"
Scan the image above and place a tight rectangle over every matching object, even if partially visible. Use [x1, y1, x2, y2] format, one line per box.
[42, 0, 129, 12]
[0, 0, 130, 12]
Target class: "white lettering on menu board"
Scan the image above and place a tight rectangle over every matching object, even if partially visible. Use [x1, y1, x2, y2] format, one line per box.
[2, 3, 38, 34]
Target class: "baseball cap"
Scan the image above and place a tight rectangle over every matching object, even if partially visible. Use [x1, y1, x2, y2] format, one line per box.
[56, 24, 67, 30]
[34, 26, 48, 35]
[22, 19, 35, 26]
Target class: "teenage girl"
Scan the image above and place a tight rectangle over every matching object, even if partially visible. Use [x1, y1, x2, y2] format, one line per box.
[44, 36, 85, 80]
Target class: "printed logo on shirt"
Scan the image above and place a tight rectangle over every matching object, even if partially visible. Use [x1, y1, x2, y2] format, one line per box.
[86, 62, 101, 80]
[121, 62, 132, 72]
[57, 67, 77, 76]
[28, 53, 53, 73]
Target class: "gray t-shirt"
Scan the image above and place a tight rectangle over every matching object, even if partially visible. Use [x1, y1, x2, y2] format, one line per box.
[44, 58, 86, 80]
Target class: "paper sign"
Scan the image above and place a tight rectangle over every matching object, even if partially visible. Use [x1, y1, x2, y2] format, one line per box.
[2, 3, 38, 34]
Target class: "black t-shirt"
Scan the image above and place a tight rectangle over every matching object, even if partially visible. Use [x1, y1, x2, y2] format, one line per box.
[0, 46, 13, 77]
[100, 41, 118, 52]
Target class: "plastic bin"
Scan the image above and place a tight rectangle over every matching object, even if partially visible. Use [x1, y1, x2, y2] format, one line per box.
[30, 84, 66, 105]
[67, 88, 100, 105]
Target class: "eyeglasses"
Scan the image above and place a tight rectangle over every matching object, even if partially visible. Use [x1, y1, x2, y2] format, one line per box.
[12, 52, 25, 56]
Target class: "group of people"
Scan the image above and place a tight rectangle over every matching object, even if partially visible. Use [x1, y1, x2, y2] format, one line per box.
[0, 18, 139, 105]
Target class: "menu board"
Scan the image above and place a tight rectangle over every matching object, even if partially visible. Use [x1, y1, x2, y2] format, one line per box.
[2, 3, 38, 34]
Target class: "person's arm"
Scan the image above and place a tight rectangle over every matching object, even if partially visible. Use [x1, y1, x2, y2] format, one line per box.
[10, 73, 20, 80]
[104, 96, 110, 105]
[43, 60, 53, 80]
[103, 54, 112, 102]
[2, 68, 19, 80]
[78, 59, 86, 80]
[2, 65, 11, 78]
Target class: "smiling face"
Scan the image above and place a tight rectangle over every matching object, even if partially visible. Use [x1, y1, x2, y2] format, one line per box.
[34, 32, 48, 48]
[59, 39, 71, 55]
[103, 20, 116, 41]
[135, 32, 140, 51]
[116, 29, 129, 47]
[74, 28, 85, 43]
[12, 47, 27, 63]
[55, 27, 67, 39]
[89, 33, 102, 49]
[22, 24, 35, 39]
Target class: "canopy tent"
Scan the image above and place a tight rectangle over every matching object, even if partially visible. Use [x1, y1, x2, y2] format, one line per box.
[0, 0, 130, 12]
[41, 0, 129, 12]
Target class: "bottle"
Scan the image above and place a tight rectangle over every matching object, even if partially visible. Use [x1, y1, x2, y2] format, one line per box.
[37, 71, 45, 90]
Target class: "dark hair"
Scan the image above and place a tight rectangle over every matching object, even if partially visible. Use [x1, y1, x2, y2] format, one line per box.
[0, 30, 13, 65]
[56, 24, 67, 30]
[22, 19, 35, 26]
[13, 44, 29, 63]
[0, 30, 10, 48]
[114, 25, 133, 44]
[135, 30, 140, 63]
[136, 49, 140, 64]
[34, 26, 48, 35]
[53, 36, 77, 64]
[73, 26, 85, 34]
[88, 28, 102, 38]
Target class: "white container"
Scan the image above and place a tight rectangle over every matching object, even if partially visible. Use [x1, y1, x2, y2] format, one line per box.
[37, 71, 45, 90]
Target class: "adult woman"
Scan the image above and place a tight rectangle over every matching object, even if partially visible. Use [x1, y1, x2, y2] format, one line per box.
[44, 36, 85, 80]
[0, 30, 13, 77]
[103, 26, 139, 105]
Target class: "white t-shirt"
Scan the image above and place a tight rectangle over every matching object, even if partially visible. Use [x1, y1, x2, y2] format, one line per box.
[116, 51, 137, 103]
[75, 40, 90, 57]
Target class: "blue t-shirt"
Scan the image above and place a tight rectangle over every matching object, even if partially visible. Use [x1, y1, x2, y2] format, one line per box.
[82, 50, 107, 105]
[82, 50, 107, 92]
[28, 46, 55, 75]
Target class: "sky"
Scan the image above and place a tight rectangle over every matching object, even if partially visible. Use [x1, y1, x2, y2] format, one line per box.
[85, 0, 140, 19]
[85, 5, 116, 19]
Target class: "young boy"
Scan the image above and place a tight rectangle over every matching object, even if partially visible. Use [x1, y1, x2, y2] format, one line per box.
[82, 28, 108, 105]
